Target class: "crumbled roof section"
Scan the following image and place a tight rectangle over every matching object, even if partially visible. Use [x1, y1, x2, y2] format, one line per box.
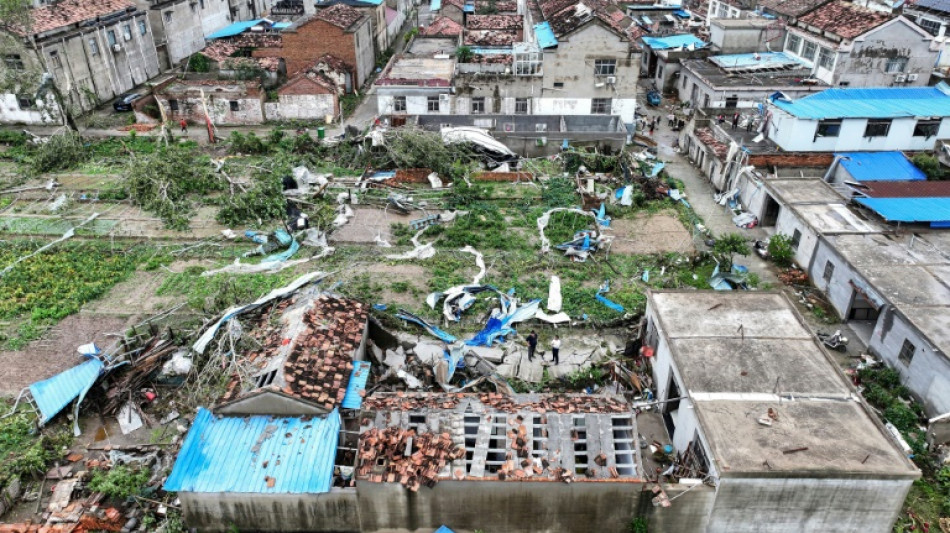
[357, 427, 465, 490]
[200, 42, 280, 71]
[420, 15, 463, 36]
[486, 0, 518, 10]
[797, 0, 892, 39]
[313, 53, 354, 73]
[467, 14, 523, 30]
[757, 0, 833, 17]
[29, 0, 134, 34]
[232, 33, 283, 48]
[283, 70, 339, 93]
[199, 41, 240, 63]
[542, 0, 634, 38]
[464, 29, 521, 45]
[282, 296, 367, 410]
[362, 391, 630, 413]
[694, 127, 729, 160]
[316, 3, 366, 30]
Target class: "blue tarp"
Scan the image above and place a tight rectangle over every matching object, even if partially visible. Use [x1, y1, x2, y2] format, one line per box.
[434, 527, 456, 533]
[397, 310, 457, 343]
[206, 19, 266, 40]
[29, 356, 104, 425]
[595, 281, 625, 313]
[836, 152, 927, 182]
[772, 83, 950, 119]
[641, 15, 653, 24]
[710, 52, 804, 70]
[534, 21, 558, 48]
[272, 22, 291, 29]
[673, 9, 691, 17]
[855, 197, 950, 226]
[642, 34, 706, 50]
[431, 0, 442, 9]
[465, 299, 541, 347]
[341, 361, 371, 409]
[165, 408, 340, 494]
[596, 203, 610, 227]
[649, 162, 665, 177]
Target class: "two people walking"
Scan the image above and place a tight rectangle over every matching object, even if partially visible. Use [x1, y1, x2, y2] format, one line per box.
[526, 331, 561, 365]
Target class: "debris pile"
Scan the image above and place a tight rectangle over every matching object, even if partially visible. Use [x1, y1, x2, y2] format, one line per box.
[363, 392, 630, 414]
[357, 427, 465, 491]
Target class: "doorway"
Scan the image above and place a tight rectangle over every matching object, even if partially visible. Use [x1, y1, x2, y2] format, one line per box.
[762, 195, 780, 226]
[848, 287, 880, 321]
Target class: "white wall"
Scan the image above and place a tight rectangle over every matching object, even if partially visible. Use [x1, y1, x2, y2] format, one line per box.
[377, 92, 450, 115]
[775, 206, 819, 269]
[769, 109, 950, 152]
[276, 94, 336, 120]
[0, 93, 60, 125]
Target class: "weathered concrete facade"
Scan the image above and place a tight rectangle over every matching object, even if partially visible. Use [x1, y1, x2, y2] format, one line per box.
[154, 78, 265, 125]
[142, 0, 232, 70]
[768, 110, 950, 152]
[179, 490, 360, 532]
[708, 18, 783, 54]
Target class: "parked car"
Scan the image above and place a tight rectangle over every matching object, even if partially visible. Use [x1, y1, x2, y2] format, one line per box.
[113, 93, 142, 112]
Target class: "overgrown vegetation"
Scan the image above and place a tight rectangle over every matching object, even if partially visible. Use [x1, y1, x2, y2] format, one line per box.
[0, 410, 71, 492]
[767, 234, 794, 268]
[712, 233, 751, 270]
[911, 153, 947, 181]
[157, 266, 303, 314]
[88, 465, 152, 500]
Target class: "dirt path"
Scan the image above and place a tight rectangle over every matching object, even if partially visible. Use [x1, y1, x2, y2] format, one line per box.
[610, 212, 695, 255]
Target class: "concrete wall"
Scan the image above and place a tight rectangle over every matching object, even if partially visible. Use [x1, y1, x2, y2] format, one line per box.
[276, 93, 338, 120]
[229, 0, 276, 21]
[641, 483, 715, 533]
[147, 0, 231, 68]
[683, 130, 727, 190]
[377, 88, 451, 115]
[870, 306, 950, 415]
[0, 93, 60, 125]
[677, 67, 825, 109]
[768, 109, 950, 152]
[356, 480, 645, 532]
[180, 490, 360, 532]
[774, 205, 819, 269]
[710, 22, 784, 54]
[706, 0, 743, 26]
[157, 92, 265, 124]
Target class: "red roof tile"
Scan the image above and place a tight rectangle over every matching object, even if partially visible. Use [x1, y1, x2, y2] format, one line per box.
[29, 0, 134, 34]
[420, 16, 463, 36]
[316, 3, 366, 30]
[466, 14, 523, 30]
[758, 0, 833, 17]
[694, 127, 729, 160]
[797, 0, 892, 39]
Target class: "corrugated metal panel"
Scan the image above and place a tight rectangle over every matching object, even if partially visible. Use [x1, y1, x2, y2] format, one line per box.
[837, 152, 927, 182]
[641, 34, 707, 50]
[860, 180, 950, 198]
[29, 357, 104, 425]
[164, 408, 340, 494]
[773, 86, 950, 119]
[206, 19, 265, 40]
[856, 197, 950, 223]
[916, 0, 950, 12]
[534, 22, 558, 48]
[341, 361, 371, 409]
[710, 52, 803, 70]
[434, 527, 456, 533]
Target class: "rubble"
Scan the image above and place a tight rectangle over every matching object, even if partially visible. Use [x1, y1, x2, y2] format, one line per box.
[357, 427, 465, 490]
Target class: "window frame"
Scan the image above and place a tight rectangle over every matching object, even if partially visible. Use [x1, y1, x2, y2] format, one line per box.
[864, 119, 891, 138]
[802, 40, 817, 61]
[553, 81, 564, 88]
[3, 54, 24, 70]
[786, 34, 802, 55]
[139, 20, 148, 35]
[427, 95, 440, 112]
[898, 339, 915, 366]
[471, 97, 485, 114]
[107, 30, 117, 46]
[590, 98, 611, 115]
[817, 47, 834, 70]
[16, 94, 35, 109]
[393, 96, 406, 112]
[917, 17, 941, 36]
[168, 98, 179, 111]
[885, 57, 908, 74]
[164, 10, 173, 22]
[514, 97, 528, 114]
[88, 38, 100, 56]
[822, 261, 834, 282]
[593, 59, 616, 77]
[48, 50, 62, 68]
[123, 23, 133, 41]
[229, 100, 239, 112]
[790, 229, 801, 251]
[815, 119, 841, 138]
[913, 119, 940, 138]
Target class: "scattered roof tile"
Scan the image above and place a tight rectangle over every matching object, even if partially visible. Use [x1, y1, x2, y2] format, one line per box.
[356, 427, 465, 491]
[312, 53, 354, 74]
[466, 14, 523, 30]
[420, 16, 464, 36]
[797, 0, 892, 39]
[316, 3, 366, 30]
[542, 0, 634, 38]
[694, 127, 729, 160]
[29, 0, 134, 34]
[757, 0, 833, 17]
[464, 28, 522, 45]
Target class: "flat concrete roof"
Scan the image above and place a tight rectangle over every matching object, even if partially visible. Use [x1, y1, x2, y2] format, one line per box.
[862, 265, 950, 308]
[408, 37, 458, 55]
[791, 204, 880, 235]
[377, 56, 455, 85]
[694, 399, 918, 477]
[766, 179, 842, 205]
[649, 291, 811, 340]
[669, 338, 851, 396]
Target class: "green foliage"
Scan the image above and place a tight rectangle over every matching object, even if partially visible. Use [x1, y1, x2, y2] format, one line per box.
[228, 131, 268, 155]
[767, 234, 795, 268]
[157, 266, 301, 313]
[911, 153, 946, 181]
[125, 145, 224, 229]
[629, 517, 649, 533]
[188, 53, 211, 73]
[439, 207, 525, 250]
[712, 233, 751, 269]
[29, 131, 88, 175]
[370, 128, 479, 178]
[88, 465, 151, 500]
[561, 149, 620, 175]
[446, 179, 489, 209]
[456, 45, 473, 63]
[0, 410, 71, 491]
[390, 281, 410, 293]
[541, 177, 579, 207]
[404, 27, 419, 42]
[0, 130, 27, 145]
[341, 93, 361, 118]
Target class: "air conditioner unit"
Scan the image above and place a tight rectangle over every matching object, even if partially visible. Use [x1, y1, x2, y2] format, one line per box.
[894, 74, 907, 82]
[606, 76, 617, 84]
[112, 43, 122, 52]
[907, 73, 919, 81]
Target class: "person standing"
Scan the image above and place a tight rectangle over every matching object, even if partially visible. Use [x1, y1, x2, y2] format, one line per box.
[551, 335, 561, 365]
[667, 113, 675, 127]
[179, 119, 188, 133]
[526, 331, 538, 361]
[648, 119, 656, 136]
[731, 112, 740, 131]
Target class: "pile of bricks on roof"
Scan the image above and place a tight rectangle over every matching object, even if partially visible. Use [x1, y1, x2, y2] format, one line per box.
[357, 427, 465, 491]
[233, 33, 283, 48]
[693, 128, 729, 160]
[29, 0, 132, 34]
[284, 296, 367, 410]
[362, 392, 630, 414]
[316, 4, 365, 29]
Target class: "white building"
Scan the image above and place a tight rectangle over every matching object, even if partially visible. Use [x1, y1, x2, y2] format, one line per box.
[140, 0, 233, 70]
[766, 85, 950, 152]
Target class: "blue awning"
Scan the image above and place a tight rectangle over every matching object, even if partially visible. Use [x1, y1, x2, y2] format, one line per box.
[164, 408, 341, 494]
[856, 197, 950, 226]
[641, 33, 707, 50]
[837, 152, 927, 182]
[29, 356, 104, 425]
[206, 19, 266, 40]
[341, 360, 371, 409]
[673, 9, 691, 17]
[534, 21, 558, 48]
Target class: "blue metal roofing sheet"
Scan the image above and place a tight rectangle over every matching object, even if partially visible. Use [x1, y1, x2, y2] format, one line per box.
[855, 197, 950, 224]
[463, 3, 475, 11]
[164, 408, 340, 494]
[673, 9, 691, 17]
[534, 21, 558, 48]
[772, 85, 950, 119]
[431, 0, 442, 9]
[641, 15, 653, 24]
[710, 52, 803, 70]
[206, 19, 265, 40]
[341, 360, 371, 409]
[469, 46, 512, 54]
[641, 34, 706, 50]
[29, 357, 104, 425]
[917, 0, 950, 12]
[272, 22, 291, 29]
[434, 527, 456, 533]
[837, 152, 927, 182]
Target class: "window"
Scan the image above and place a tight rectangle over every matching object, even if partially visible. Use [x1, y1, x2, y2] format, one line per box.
[815, 120, 841, 138]
[427, 96, 440, 112]
[48, 50, 61, 68]
[885, 57, 908, 73]
[591, 98, 611, 114]
[515, 97, 528, 114]
[122, 24, 132, 41]
[898, 339, 915, 366]
[471, 97, 485, 114]
[656, 65, 664, 79]
[717, 3, 729, 17]
[16, 95, 34, 109]
[229, 100, 239, 111]
[917, 17, 941, 36]
[681, 75, 687, 89]
[786, 34, 802, 55]
[790, 229, 801, 251]
[393, 96, 406, 112]
[535, 123, 547, 132]
[88, 38, 99, 55]
[864, 119, 891, 137]
[802, 40, 817, 61]
[817, 47, 834, 70]
[822, 261, 834, 282]
[164, 10, 173, 22]
[139, 20, 147, 35]
[3, 54, 24, 70]
[200, 0, 205, 7]
[107, 30, 117, 46]
[190, 2, 197, 12]
[594, 59, 616, 76]
[913, 119, 940, 138]
[553, 81, 564, 88]
[168, 98, 179, 111]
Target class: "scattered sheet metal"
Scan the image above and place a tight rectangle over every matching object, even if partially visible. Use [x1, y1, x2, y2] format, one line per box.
[649, 162, 666, 178]
[536, 310, 571, 324]
[466, 299, 541, 347]
[29, 355, 104, 427]
[596, 203, 610, 227]
[117, 401, 144, 435]
[618, 186, 634, 206]
[595, 280, 625, 313]
[342, 360, 371, 409]
[286, 166, 330, 195]
[441, 126, 516, 158]
[192, 272, 327, 354]
[547, 275, 562, 312]
[203, 228, 333, 275]
[709, 262, 749, 291]
[461, 246, 486, 285]
[395, 309, 458, 343]
[386, 227, 436, 260]
[428, 285, 499, 322]
[537, 208, 598, 253]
